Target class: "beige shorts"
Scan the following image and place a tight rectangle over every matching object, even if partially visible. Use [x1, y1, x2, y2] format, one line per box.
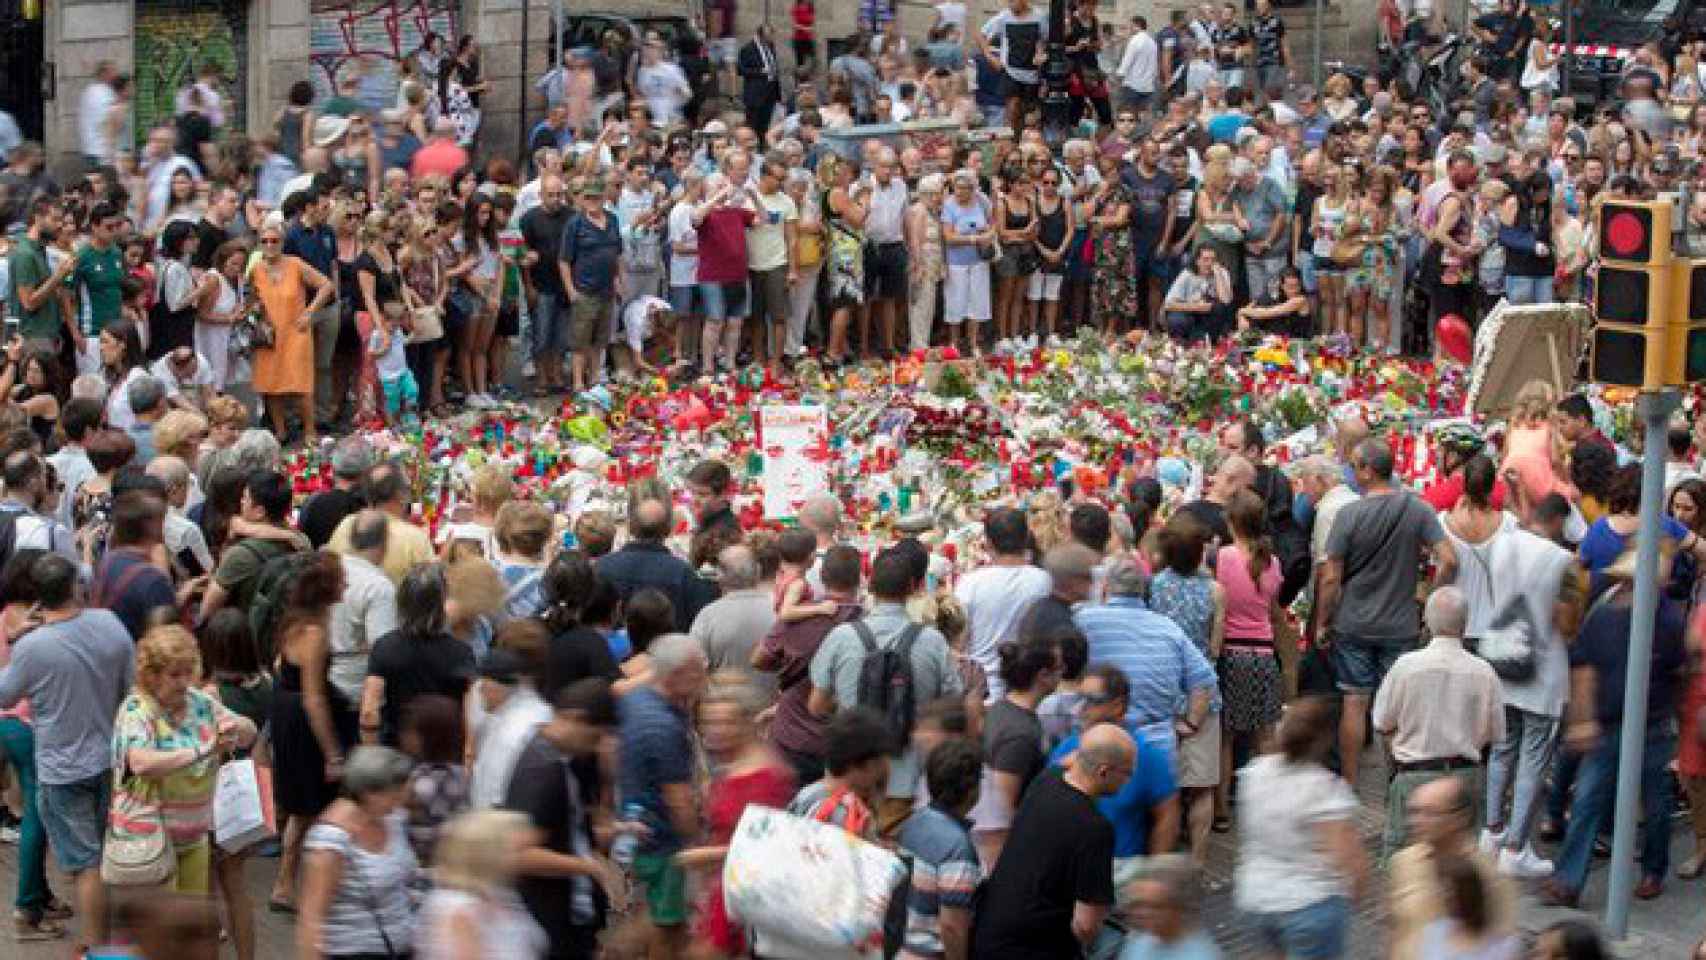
[1176, 716, 1222, 789]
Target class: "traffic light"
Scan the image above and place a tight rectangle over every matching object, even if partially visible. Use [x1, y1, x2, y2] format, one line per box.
[1667, 259, 1706, 384]
[1591, 201, 1674, 388]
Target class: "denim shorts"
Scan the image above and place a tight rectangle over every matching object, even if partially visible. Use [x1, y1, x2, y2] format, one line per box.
[1330, 636, 1413, 694]
[1244, 895, 1350, 959]
[699, 280, 750, 321]
[39, 772, 111, 873]
[530, 291, 568, 358]
[668, 284, 702, 317]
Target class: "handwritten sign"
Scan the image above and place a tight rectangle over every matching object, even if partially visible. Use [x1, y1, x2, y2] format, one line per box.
[759, 405, 831, 520]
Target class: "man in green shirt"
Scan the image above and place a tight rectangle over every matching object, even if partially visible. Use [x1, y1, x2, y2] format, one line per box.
[5, 196, 77, 350]
[73, 202, 127, 339]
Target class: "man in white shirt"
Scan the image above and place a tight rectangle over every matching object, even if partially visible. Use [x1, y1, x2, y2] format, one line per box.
[747, 160, 799, 366]
[861, 149, 910, 358]
[148, 346, 217, 413]
[469, 646, 553, 809]
[78, 63, 121, 168]
[1116, 15, 1159, 116]
[327, 511, 400, 701]
[617, 295, 674, 379]
[954, 506, 1052, 701]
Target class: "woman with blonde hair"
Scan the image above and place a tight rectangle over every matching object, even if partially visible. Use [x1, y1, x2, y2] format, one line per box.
[418, 809, 546, 960]
[251, 215, 334, 447]
[112, 624, 258, 894]
[1501, 379, 1570, 512]
[1312, 161, 1358, 339]
[438, 464, 513, 561]
[400, 214, 451, 414]
[1026, 489, 1069, 558]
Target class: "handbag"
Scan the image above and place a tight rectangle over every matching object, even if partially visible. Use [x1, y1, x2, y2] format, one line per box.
[101, 700, 178, 887]
[798, 228, 825, 268]
[408, 305, 444, 343]
[229, 302, 276, 360]
[1461, 538, 1540, 682]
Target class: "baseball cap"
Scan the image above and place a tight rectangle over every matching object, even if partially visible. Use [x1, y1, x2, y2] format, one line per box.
[578, 177, 606, 196]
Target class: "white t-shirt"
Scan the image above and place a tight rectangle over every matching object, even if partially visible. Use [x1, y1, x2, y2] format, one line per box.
[1118, 31, 1159, 93]
[954, 562, 1052, 701]
[934, 1, 968, 32]
[747, 191, 799, 271]
[667, 203, 699, 288]
[79, 81, 118, 161]
[370, 327, 409, 380]
[104, 366, 151, 431]
[622, 295, 670, 355]
[1234, 754, 1359, 914]
[982, 9, 1050, 85]
[147, 353, 217, 399]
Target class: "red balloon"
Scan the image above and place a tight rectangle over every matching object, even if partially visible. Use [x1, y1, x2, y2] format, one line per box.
[1436, 314, 1473, 364]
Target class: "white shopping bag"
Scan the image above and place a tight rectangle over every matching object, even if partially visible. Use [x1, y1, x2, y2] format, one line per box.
[213, 758, 274, 853]
[722, 805, 906, 953]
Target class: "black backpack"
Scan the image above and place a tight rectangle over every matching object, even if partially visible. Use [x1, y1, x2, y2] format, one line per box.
[243, 542, 312, 663]
[852, 620, 923, 751]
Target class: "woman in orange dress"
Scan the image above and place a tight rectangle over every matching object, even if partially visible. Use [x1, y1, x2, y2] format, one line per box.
[1500, 379, 1571, 516]
[251, 217, 333, 446]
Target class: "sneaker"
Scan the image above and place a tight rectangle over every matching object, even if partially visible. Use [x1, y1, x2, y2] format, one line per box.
[12, 909, 65, 941]
[0, 824, 16, 844]
[1478, 827, 1504, 856]
[1498, 844, 1555, 879]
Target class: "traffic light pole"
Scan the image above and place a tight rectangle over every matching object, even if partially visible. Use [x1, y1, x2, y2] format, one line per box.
[1604, 387, 1679, 940]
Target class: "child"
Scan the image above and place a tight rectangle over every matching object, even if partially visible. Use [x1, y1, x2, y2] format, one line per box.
[371, 302, 419, 426]
[614, 587, 675, 694]
[774, 528, 837, 622]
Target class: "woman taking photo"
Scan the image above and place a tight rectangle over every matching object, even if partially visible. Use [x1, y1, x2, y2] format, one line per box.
[448, 196, 502, 409]
[112, 624, 258, 894]
[153, 220, 202, 359]
[252, 215, 334, 448]
[677, 676, 796, 958]
[991, 159, 1038, 349]
[418, 810, 546, 960]
[821, 156, 868, 366]
[399, 216, 450, 416]
[1086, 149, 1135, 336]
[267, 551, 356, 915]
[297, 746, 421, 960]
[195, 241, 250, 394]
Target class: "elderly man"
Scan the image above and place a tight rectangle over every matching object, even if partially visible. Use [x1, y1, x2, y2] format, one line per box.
[326, 461, 433, 585]
[298, 437, 371, 549]
[1021, 543, 1102, 641]
[1320, 439, 1455, 789]
[798, 493, 841, 593]
[1373, 586, 1504, 859]
[1179, 453, 1253, 548]
[1388, 776, 1517, 960]
[328, 510, 397, 702]
[689, 544, 776, 696]
[144, 455, 213, 580]
[599, 479, 714, 631]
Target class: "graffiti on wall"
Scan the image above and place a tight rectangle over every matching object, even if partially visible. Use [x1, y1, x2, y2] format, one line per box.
[133, 0, 247, 143]
[311, 0, 459, 116]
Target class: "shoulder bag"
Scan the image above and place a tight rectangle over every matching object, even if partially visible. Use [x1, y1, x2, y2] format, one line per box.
[1461, 533, 1540, 682]
[101, 698, 178, 887]
[409, 258, 445, 344]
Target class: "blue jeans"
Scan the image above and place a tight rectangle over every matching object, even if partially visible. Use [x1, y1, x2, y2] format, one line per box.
[1554, 720, 1677, 895]
[1244, 896, 1351, 959]
[530, 291, 568, 358]
[1504, 275, 1554, 305]
[0, 717, 50, 909]
[37, 771, 109, 873]
[1485, 706, 1559, 849]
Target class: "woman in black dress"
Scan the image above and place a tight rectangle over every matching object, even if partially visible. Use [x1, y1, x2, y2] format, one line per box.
[266, 550, 356, 914]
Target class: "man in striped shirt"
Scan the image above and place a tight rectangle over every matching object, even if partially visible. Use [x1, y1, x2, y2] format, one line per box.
[896, 738, 983, 960]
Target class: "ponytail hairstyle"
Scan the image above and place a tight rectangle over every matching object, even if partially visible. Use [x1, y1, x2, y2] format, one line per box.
[997, 628, 1062, 693]
[1461, 454, 1497, 510]
[1226, 489, 1273, 586]
[539, 548, 595, 635]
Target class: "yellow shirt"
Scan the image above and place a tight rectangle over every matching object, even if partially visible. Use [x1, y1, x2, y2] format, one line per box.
[1388, 844, 1515, 960]
[326, 513, 434, 586]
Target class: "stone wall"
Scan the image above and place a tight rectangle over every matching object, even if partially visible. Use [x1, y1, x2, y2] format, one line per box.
[48, 0, 132, 175]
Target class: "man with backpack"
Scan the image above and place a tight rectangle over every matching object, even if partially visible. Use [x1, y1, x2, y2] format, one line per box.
[200, 469, 305, 626]
[809, 547, 963, 836]
[0, 449, 80, 574]
[89, 489, 177, 640]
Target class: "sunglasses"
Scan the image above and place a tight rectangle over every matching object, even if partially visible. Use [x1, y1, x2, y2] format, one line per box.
[259, 237, 282, 246]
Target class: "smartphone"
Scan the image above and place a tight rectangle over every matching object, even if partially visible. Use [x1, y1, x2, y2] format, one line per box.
[4, 317, 17, 341]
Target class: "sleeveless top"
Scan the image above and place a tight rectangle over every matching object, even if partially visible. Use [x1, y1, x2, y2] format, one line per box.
[1440, 510, 1517, 638]
[1035, 196, 1068, 256]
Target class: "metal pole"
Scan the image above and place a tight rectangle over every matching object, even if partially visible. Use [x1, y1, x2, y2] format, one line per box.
[1312, 0, 1323, 89]
[1603, 387, 1679, 939]
[1562, 0, 1573, 98]
[553, 0, 563, 89]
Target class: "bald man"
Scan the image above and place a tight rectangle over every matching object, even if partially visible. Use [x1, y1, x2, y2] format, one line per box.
[798, 493, 842, 594]
[596, 485, 715, 631]
[1373, 586, 1503, 860]
[973, 721, 1135, 957]
[1177, 452, 1254, 549]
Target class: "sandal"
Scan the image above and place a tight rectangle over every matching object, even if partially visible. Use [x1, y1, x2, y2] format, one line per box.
[1212, 815, 1232, 833]
[267, 897, 297, 915]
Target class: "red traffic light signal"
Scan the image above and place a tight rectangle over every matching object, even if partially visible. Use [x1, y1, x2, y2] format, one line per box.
[1597, 201, 1672, 267]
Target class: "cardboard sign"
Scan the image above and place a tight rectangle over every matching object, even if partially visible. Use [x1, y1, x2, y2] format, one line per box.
[1467, 301, 1590, 416]
[759, 405, 832, 520]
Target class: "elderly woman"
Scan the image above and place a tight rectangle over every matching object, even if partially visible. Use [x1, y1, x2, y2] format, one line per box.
[297, 746, 421, 960]
[940, 169, 995, 357]
[112, 624, 258, 894]
[904, 172, 947, 352]
[783, 167, 823, 360]
[252, 214, 334, 448]
[418, 810, 545, 960]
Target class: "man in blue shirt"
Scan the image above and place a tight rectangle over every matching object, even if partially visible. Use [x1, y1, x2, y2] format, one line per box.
[617, 634, 707, 957]
[1047, 664, 1179, 867]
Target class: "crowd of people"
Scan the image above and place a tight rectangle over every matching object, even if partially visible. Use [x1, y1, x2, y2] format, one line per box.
[0, 0, 1701, 958]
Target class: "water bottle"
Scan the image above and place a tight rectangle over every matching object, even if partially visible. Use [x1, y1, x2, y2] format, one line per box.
[611, 802, 644, 867]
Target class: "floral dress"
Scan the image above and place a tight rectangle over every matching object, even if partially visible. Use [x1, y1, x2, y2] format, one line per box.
[1090, 182, 1138, 324]
[1347, 203, 1399, 302]
[825, 192, 866, 308]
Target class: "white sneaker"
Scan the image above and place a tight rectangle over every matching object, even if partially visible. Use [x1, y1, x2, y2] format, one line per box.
[466, 392, 488, 409]
[1478, 828, 1504, 855]
[1498, 844, 1555, 879]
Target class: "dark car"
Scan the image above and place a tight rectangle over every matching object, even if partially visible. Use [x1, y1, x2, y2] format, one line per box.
[1554, 0, 1706, 107]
